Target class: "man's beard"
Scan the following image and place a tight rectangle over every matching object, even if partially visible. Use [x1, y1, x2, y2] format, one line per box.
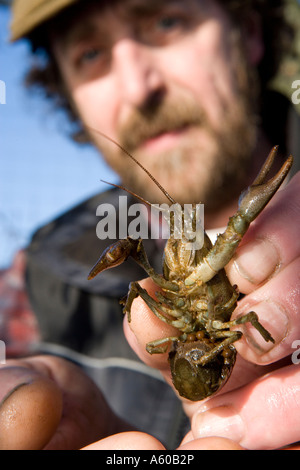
[94, 32, 259, 212]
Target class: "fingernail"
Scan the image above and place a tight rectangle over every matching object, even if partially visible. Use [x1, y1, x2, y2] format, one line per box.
[235, 300, 289, 354]
[233, 239, 280, 285]
[0, 383, 29, 407]
[0, 368, 36, 406]
[194, 405, 245, 442]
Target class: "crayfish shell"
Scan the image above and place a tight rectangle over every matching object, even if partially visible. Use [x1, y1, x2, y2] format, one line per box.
[168, 339, 236, 401]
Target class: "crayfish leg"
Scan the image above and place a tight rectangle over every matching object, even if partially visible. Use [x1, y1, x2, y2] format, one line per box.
[126, 281, 188, 330]
[234, 311, 275, 343]
[146, 336, 179, 354]
[194, 332, 241, 366]
[212, 311, 275, 343]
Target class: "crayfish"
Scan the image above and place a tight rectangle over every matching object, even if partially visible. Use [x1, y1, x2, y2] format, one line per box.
[88, 141, 293, 401]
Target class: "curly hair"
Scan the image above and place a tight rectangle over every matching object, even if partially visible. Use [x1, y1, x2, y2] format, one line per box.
[25, 0, 295, 145]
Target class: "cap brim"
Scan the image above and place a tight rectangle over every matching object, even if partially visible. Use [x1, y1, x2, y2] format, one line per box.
[10, 0, 79, 41]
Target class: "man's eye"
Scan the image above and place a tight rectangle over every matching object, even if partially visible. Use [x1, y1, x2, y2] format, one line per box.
[72, 45, 109, 76]
[80, 48, 101, 63]
[138, 10, 190, 46]
[157, 16, 182, 30]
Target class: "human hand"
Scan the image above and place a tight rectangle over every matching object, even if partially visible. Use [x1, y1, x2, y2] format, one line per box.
[0, 353, 241, 451]
[122, 172, 300, 450]
[0, 355, 132, 450]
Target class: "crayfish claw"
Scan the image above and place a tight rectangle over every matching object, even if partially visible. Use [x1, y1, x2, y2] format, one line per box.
[185, 148, 293, 285]
[252, 145, 279, 185]
[238, 149, 293, 223]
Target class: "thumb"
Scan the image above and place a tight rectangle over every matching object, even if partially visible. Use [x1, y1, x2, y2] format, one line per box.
[0, 367, 63, 450]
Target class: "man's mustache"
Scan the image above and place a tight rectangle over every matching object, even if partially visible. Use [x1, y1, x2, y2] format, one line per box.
[118, 97, 208, 154]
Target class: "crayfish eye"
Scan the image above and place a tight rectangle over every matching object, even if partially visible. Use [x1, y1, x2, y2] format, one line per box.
[168, 340, 236, 401]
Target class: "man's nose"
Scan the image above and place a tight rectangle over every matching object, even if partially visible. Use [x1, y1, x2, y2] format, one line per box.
[112, 38, 165, 110]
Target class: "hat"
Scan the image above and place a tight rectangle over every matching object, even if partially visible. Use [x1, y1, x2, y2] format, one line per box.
[10, 0, 80, 41]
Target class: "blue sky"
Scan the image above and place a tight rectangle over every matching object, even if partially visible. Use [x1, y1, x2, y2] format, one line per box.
[0, 6, 118, 268]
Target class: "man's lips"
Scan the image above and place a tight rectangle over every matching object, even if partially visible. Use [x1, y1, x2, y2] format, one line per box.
[139, 127, 188, 153]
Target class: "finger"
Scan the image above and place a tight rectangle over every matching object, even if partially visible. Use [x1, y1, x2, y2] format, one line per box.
[231, 257, 300, 365]
[179, 436, 244, 450]
[34, 356, 133, 450]
[1, 356, 132, 450]
[226, 172, 300, 293]
[0, 366, 62, 450]
[83, 431, 244, 451]
[124, 278, 179, 381]
[191, 363, 300, 450]
[82, 431, 165, 450]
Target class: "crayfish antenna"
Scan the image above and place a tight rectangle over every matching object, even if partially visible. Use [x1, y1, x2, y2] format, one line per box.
[87, 126, 177, 205]
[100, 179, 153, 207]
[100, 180, 170, 215]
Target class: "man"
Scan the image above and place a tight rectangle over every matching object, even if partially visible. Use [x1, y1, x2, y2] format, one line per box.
[1, 0, 300, 449]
